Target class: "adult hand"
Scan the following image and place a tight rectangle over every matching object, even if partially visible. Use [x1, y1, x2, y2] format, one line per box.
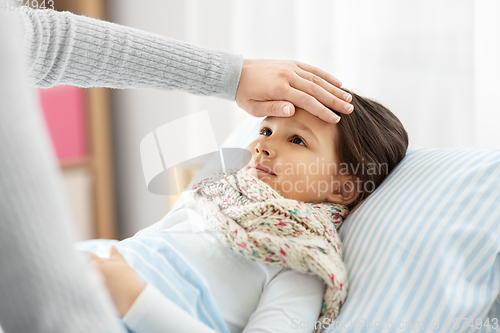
[235, 59, 353, 124]
[84, 247, 145, 317]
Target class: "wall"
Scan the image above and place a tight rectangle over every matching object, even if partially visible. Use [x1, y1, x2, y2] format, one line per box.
[106, 0, 500, 237]
[107, 0, 246, 238]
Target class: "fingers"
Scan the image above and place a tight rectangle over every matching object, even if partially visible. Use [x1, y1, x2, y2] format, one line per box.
[291, 72, 354, 116]
[297, 67, 353, 104]
[235, 58, 352, 123]
[247, 100, 296, 118]
[109, 246, 125, 261]
[294, 61, 343, 88]
[284, 87, 342, 124]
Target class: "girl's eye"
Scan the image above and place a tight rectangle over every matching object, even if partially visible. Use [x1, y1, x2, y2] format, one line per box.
[291, 136, 306, 146]
[259, 127, 271, 136]
[259, 127, 307, 147]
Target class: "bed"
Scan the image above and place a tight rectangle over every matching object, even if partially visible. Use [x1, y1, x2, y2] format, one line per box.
[208, 114, 500, 333]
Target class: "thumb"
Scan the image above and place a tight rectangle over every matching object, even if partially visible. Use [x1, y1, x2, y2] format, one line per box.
[249, 101, 295, 118]
[109, 246, 125, 261]
[280, 103, 295, 117]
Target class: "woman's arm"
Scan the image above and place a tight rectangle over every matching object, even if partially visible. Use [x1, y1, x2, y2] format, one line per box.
[14, 6, 353, 123]
[15, 6, 241, 100]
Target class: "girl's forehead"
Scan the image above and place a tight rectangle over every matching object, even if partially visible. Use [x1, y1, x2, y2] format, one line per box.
[263, 109, 337, 142]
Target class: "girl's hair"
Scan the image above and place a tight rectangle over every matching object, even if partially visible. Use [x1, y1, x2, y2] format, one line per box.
[332, 89, 409, 211]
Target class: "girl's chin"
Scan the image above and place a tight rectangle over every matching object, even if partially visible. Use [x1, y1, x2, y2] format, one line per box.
[241, 167, 255, 176]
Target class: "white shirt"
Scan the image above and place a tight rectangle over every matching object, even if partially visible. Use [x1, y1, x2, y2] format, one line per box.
[122, 191, 325, 333]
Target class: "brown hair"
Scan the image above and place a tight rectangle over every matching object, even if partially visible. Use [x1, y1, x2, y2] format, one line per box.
[332, 89, 409, 211]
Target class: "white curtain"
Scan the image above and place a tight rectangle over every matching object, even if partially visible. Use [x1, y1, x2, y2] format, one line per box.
[108, 0, 500, 237]
[184, 0, 500, 148]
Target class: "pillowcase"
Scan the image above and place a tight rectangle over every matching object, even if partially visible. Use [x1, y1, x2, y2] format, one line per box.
[218, 115, 500, 332]
[327, 147, 500, 332]
[219, 114, 263, 149]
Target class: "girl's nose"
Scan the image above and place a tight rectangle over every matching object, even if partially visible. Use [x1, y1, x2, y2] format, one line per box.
[255, 141, 274, 157]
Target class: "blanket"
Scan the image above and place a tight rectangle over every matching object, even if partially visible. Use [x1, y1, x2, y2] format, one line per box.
[75, 229, 230, 333]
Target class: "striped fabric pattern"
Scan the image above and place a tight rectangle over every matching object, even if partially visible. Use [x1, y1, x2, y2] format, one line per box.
[75, 230, 230, 333]
[328, 148, 500, 332]
[220, 116, 500, 332]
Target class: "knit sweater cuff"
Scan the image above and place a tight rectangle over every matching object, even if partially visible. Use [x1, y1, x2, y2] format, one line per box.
[220, 51, 244, 101]
[17, 6, 243, 101]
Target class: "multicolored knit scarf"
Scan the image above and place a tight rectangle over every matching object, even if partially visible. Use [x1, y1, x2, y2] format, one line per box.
[189, 169, 350, 332]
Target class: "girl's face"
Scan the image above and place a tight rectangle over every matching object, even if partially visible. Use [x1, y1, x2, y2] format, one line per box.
[243, 108, 350, 203]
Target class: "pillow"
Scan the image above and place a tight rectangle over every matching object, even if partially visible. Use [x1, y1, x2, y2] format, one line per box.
[328, 147, 500, 332]
[174, 115, 262, 199]
[220, 114, 263, 149]
[215, 115, 500, 331]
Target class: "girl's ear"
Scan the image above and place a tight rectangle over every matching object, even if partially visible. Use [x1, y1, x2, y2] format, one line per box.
[325, 176, 360, 205]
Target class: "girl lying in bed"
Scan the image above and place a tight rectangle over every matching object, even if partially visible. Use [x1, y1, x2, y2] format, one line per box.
[80, 89, 408, 333]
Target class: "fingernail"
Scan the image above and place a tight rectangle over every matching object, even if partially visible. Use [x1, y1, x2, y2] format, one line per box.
[342, 93, 352, 102]
[344, 104, 353, 112]
[332, 114, 341, 123]
[283, 105, 291, 116]
[336, 80, 343, 87]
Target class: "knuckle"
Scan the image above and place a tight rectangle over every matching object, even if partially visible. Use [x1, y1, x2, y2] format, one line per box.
[270, 101, 282, 115]
[301, 94, 315, 107]
[309, 83, 319, 95]
[310, 75, 321, 85]
[277, 68, 292, 80]
[273, 83, 288, 96]
[331, 96, 342, 109]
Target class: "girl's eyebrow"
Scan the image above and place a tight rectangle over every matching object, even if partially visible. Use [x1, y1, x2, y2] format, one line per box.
[262, 118, 319, 143]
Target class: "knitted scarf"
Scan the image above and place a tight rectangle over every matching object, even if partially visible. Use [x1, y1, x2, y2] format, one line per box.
[189, 169, 350, 332]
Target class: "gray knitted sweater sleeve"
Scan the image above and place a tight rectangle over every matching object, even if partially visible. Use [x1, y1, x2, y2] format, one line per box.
[0, 8, 127, 333]
[16, 6, 243, 100]
[0, 6, 243, 333]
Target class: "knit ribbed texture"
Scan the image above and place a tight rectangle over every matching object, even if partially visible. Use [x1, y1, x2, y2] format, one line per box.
[191, 169, 350, 333]
[16, 6, 243, 100]
[1, 6, 244, 333]
[0, 9, 126, 333]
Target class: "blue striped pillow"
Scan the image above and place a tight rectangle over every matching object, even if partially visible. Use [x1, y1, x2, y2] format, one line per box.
[328, 148, 500, 332]
[220, 116, 500, 332]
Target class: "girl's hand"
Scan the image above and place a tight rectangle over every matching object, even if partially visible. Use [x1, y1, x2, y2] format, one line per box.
[235, 59, 354, 124]
[84, 246, 145, 317]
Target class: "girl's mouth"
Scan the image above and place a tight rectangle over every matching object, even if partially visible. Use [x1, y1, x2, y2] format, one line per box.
[250, 163, 275, 175]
